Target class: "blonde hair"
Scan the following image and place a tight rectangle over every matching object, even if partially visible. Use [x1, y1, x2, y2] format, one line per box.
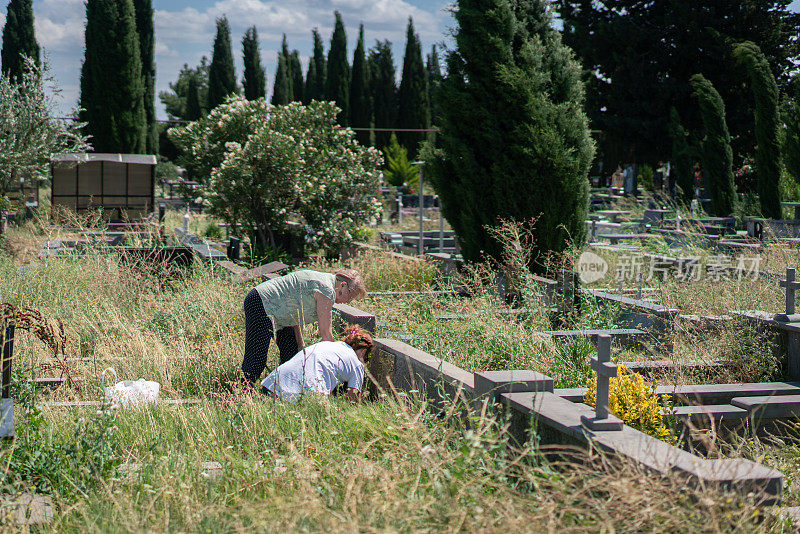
[335, 268, 367, 300]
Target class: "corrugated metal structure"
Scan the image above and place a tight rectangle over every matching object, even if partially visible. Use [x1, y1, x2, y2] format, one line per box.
[51, 154, 156, 221]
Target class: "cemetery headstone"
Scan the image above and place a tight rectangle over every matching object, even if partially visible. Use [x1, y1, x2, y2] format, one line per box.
[226, 237, 241, 261]
[581, 335, 624, 431]
[623, 164, 637, 196]
[0, 321, 13, 438]
[776, 268, 800, 323]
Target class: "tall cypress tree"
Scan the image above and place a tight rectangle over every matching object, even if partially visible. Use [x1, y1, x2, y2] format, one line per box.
[80, 0, 146, 153]
[185, 76, 202, 121]
[304, 54, 317, 105]
[271, 52, 290, 106]
[1, 0, 39, 81]
[349, 24, 370, 145]
[427, 0, 594, 268]
[784, 75, 800, 183]
[426, 45, 442, 127]
[668, 107, 694, 202]
[368, 40, 396, 151]
[733, 41, 782, 219]
[690, 74, 736, 217]
[289, 50, 304, 102]
[133, 0, 156, 154]
[397, 18, 429, 158]
[242, 26, 266, 101]
[207, 16, 237, 110]
[326, 11, 350, 124]
[277, 35, 293, 100]
[307, 29, 326, 102]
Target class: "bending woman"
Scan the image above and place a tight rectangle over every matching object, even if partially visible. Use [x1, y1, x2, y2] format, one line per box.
[241, 268, 367, 386]
[262, 324, 373, 402]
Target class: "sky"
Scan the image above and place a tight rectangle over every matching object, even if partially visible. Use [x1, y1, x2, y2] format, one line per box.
[0, 0, 454, 118]
[2, 0, 800, 119]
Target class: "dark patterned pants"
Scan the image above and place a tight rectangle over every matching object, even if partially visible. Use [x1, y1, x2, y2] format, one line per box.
[241, 289, 299, 385]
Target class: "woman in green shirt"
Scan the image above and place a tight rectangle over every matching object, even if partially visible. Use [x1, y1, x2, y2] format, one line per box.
[241, 268, 367, 386]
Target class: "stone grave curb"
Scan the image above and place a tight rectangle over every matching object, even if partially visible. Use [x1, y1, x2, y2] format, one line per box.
[369, 336, 783, 503]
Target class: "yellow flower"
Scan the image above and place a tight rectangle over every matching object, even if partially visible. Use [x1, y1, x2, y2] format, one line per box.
[585, 364, 676, 443]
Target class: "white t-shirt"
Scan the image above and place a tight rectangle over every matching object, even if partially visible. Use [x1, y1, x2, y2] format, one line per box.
[262, 341, 365, 402]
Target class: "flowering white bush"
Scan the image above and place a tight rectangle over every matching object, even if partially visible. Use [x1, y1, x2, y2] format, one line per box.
[170, 97, 382, 253]
[0, 58, 89, 199]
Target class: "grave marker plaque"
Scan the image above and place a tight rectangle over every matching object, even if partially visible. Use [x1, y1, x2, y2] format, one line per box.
[0, 320, 14, 438]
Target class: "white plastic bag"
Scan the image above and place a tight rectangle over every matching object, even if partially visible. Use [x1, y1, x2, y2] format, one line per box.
[102, 367, 160, 407]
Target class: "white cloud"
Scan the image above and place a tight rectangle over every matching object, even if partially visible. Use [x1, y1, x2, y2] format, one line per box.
[155, 7, 213, 45]
[155, 0, 441, 49]
[33, 0, 85, 49]
[35, 15, 84, 50]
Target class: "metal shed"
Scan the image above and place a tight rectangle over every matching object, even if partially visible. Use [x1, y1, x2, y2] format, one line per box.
[51, 154, 156, 221]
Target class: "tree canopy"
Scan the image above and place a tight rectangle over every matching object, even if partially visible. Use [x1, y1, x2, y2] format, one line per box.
[159, 58, 209, 121]
[349, 24, 370, 146]
[556, 0, 800, 168]
[1, 0, 39, 82]
[427, 0, 594, 269]
[80, 0, 147, 153]
[326, 11, 350, 124]
[734, 41, 782, 219]
[170, 98, 381, 254]
[397, 18, 429, 158]
[242, 26, 266, 101]
[690, 74, 736, 217]
[368, 40, 396, 152]
[133, 0, 156, 153]
[207, 16, 238, 110]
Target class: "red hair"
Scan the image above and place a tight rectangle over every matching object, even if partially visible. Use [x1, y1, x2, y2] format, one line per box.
[342, 324, 373, 360]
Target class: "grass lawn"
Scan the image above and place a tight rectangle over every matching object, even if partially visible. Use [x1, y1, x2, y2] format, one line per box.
[0, 219, 793, 531]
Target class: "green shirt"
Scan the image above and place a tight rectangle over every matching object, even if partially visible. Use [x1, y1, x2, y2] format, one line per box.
[255, 270, 336, 330]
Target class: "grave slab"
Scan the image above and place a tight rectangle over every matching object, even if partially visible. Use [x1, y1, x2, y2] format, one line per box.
[672, 404, 749, 424]
[731, 394, 800, 420]
[622, 359, 725, 375]
[501, 391, 782, 502]
[173, 228, 227, 261]
[474, 370, 553, 404]
[677, 459, 782, 504]
[599, 234, 658, 245]
[0, 399, 13, 439]
[558, 382, 800, 406]
[373, 338, 473, 405]
[537, 328, 646, 351]
[333, 303, 377, 333]
[217, 260, 246, 276]
[0, 493, 54, 526]
[553, 388, 588, 402]
[232, 261, 290, 284]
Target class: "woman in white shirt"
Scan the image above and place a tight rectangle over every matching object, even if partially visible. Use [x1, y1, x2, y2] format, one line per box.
[262, 324, 373, 403]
